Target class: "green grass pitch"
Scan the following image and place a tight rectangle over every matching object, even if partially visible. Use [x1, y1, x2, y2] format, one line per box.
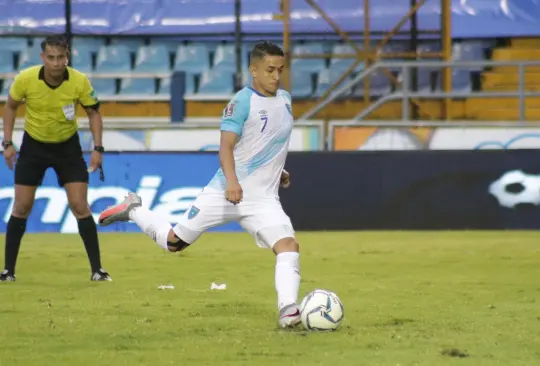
[0, 231, 539, 365]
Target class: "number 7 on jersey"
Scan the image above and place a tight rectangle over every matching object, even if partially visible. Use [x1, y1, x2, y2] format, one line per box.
[260, 116, 268, 132]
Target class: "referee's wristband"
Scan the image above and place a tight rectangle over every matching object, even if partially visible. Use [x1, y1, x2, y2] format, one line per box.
[1, 140, 13, 149]
[94, 146, 105, 153]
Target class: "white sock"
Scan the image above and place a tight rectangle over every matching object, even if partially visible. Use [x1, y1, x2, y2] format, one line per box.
[275, 252, 300, 310]
[129, 207, 172, 250]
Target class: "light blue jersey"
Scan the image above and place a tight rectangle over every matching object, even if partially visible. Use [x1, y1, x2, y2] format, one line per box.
[206, 86, 294, 198]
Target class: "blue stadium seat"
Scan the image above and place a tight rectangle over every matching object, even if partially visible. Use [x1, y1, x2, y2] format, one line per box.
[435, 69, 472, 92]
[212, 44, 249, 71]
[453, 42, 485, 71]
[174, 44, 210, 73]
[119, 78, 156, 95]
[354, 69, 392, 97]
[315, 69, 351, 97]
[71, 47, 93, 73]
[0, 37, 29, 53]
[91, 78, 117, 95]
[134, 45, 170, 73]
[72, 37, 105, 54]
[158, 78, 171, 95]
[0, 50, 15, 73]
[150, 38, 182, 53]
[198, 69, 234, 95]
[291, 43, 326, 73]
[1, 79, 14, 96]
[329, 44, 364, 73]
[291, 71, 313, 98]
[17, 47, 41, 70]
[416, 69, 433, 92]
[110, 38, 146, 54]
[95, 45, 131, 74]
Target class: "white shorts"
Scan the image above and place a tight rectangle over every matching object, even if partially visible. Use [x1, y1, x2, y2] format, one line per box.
[172, 190, 295, 249]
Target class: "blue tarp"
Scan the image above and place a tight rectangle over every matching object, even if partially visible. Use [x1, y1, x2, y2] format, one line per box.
[0, 0, 539, 38]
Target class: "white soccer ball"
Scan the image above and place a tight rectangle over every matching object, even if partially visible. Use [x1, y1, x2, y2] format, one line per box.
[300, 289, 344, 331]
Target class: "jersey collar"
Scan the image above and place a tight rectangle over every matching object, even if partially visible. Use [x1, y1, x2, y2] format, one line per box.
[38, 66, 69, 90]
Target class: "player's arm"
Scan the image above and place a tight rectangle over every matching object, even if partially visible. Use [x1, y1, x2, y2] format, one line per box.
[79, 75, 103, 148]
[220, 97, 249, 204]
[3, 74, 26, 145]
[220, 131, 239, 183]
[2, 96, 23, 146]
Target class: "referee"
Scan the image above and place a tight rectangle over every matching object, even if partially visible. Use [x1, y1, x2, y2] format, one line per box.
[1, 34, 111, 282]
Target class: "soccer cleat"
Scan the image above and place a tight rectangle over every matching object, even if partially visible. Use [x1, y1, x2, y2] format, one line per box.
[278, 303, 301, 329]
[98, 192, 142, 226]
[91, 269, 112, 281]
[0, 269, 16, 282]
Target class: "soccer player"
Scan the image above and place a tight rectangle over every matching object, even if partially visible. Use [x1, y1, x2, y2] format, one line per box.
[98, 41, 301, 328]
[1, 34, 111, 282]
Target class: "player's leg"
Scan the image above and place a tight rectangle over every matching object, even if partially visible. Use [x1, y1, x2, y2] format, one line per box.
[54, 137, 110, 281]
[99, 190, 234, 253]
[1, 153, 45, 282]
[239, 199, 301, 328]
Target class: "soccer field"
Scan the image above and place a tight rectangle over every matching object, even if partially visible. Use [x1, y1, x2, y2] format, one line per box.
[0, 231, 539, 366]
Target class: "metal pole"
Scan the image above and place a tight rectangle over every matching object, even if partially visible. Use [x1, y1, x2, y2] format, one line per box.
[282, 0, 291, 92]
[234, 0, 242, 91]
[518, 63, 525, 122]
[363, 0, 371, 102]
[410, 0, 418, 120]
[441, 0, 452, 120]
[402, 65, 410, 120]
[65, 0, 72, 66]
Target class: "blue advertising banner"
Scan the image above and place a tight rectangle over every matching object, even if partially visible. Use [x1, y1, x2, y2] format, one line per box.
[0, 152, 242, 234]
[3, 150, 540, 233]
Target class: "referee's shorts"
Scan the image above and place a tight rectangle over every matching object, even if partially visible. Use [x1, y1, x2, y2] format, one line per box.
[15, 132, 89, 187]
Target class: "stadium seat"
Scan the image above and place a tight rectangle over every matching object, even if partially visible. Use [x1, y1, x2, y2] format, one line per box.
[71, 48, 93, 73]
[17, 47, 41, 70]
[0, 50, 15, 73]
[314, 69, 351, 97]
[291, 43, 326, 73]
[291, 71, 314, 98]
[329, 44, 364, 73]
[109, 38, 146, 53]
[91, 78, 117, 95]
[95, 45, 131, 74]
[72, 37, 106, 54]
[150, 38, 182, 52]
[0, 37, 29, 53]
[197, 69, 234, 95]
[158, 78, 171, 95]
[453, 42, 485, 71]
[133, 45, 170, 73]
[435, 69, 472, 92]
[0, 79, 13, 96]
[212, 44, 249, 71]
[354, 69, 392, 97]
[119, 78, 156, 95]
[174, 44, 210, 73]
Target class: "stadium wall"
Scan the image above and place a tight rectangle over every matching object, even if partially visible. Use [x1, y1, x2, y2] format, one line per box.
[1, 151, 539, 233]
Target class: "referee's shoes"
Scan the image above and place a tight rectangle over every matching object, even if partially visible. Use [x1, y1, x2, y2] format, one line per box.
[0, 269, 112, 282]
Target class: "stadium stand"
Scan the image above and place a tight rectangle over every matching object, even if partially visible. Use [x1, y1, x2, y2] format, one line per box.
[0, 0, 539, 121]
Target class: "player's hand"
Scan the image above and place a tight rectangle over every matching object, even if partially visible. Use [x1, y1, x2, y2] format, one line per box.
[225, 180, 243, 205]
[88, 150, 103, 173]
[3, 145, 16, 171]
[280, 169, 291, 188]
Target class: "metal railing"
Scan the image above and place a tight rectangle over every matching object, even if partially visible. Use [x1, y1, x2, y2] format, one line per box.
[298, 60, 540, 123]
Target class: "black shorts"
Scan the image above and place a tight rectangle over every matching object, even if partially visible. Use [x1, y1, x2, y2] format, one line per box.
[15, 132, 89, 187]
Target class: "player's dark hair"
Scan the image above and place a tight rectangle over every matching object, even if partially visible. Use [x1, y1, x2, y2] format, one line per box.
[41, 34, 69, 52]
[250, 41, 284, 64]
